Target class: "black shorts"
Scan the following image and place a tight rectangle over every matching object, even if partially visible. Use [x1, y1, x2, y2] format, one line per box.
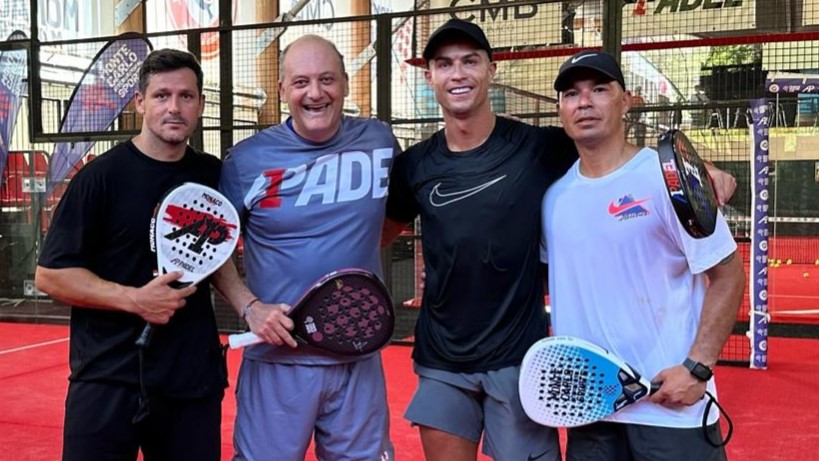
[63, 380, 223, 461]
[566, 421, 727, 461]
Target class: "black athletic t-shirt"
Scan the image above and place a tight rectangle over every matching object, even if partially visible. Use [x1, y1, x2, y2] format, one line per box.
[38, 141, 226, 399]
[386, 117, 577, 373]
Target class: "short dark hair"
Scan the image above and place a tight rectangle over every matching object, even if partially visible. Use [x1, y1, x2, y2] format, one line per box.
[138, 48, 204, 95]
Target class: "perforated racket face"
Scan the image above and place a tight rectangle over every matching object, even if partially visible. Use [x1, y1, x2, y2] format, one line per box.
[657, 130, 718, 238]
[152, 183, 240, 285]
[519, 336, 650, 428]
[290, 270, 395, 356]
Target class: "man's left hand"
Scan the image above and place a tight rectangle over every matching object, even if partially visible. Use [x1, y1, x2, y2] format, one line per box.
[705, 163, 737, 206]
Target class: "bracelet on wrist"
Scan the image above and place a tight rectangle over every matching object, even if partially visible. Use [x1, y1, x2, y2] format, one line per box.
[242, 298, 259, 321]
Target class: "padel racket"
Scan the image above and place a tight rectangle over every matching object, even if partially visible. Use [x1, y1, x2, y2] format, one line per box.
[657, 129, 717, 238]
[657, 129, 719, 238]
[519, 336, 659, 428]
[135, 182, 241, 347]
[228, 269, 395, 356]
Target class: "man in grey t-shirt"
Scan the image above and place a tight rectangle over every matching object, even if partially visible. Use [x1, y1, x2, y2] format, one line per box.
[214, 35, 397, 461]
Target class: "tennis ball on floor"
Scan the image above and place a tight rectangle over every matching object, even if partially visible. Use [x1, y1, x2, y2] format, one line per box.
[815, 259, 819, 266]
[804, 272, 810, 278]
[786, 258, 793, 265]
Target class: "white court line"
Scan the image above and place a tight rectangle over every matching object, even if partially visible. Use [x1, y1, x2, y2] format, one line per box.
[0, 337, 69, 356]
[774, 309, 819, 315]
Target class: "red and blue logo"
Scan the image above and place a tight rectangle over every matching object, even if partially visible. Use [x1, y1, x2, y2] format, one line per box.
[608, 194, 650, 220]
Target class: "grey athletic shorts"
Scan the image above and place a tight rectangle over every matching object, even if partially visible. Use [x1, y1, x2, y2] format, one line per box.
[233, 356, 394, 461]
[566, 421, 727, 461]
[404, 364, 560, 461]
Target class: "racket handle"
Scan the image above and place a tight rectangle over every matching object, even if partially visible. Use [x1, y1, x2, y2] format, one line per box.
[228, 331, 264, 349]
[649, 381, 662, 395]
[135, 323, 154, 348]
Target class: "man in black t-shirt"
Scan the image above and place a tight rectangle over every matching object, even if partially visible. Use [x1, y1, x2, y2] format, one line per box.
[381, 19, 574, 461]
[36, 49, 228, 461]
[381, 20, 738, 461]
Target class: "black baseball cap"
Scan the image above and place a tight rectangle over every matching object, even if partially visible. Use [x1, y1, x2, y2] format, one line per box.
[422, 19, 493, 63]
[554, 50, 626, 92]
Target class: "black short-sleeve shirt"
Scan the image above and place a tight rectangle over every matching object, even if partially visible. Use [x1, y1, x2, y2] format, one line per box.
[38, 141, 226, 398]
[386, 118, 577, 372]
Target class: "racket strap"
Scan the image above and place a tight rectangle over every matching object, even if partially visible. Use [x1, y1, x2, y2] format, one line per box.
[132, 347, 151, 424]
[701, 391, 733, 447]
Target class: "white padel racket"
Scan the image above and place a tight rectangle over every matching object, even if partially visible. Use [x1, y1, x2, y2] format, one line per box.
[519, 336, 659, 428]
[136, 182, 240, 347]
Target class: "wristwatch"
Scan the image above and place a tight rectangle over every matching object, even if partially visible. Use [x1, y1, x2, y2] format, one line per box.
[683, 357, 713, 382]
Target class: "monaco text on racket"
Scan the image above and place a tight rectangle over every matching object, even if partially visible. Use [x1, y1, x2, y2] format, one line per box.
[201, 192, 223, 207]
[148, 218, 156, 253]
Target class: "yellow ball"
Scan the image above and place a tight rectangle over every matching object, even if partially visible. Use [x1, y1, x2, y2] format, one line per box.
[815, 259, 819, 266]
[804, 272, 810, 278]
[786, 259, 793, 265]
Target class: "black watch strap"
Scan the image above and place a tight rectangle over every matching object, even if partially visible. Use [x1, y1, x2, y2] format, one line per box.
[683, 357, 713, 382]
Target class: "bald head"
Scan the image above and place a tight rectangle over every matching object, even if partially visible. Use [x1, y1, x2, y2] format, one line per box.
[277, 35, 350, 143]
[279, 35, 346, 83]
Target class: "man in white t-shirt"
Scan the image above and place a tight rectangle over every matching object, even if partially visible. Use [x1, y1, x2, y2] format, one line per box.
[540, 51, 745, 460]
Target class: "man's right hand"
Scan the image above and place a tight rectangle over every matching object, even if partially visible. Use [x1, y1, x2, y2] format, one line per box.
[244, 301, 298, 348]
[127, 271, 197, 324]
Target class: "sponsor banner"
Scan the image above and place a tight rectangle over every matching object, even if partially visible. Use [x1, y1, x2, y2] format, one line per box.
[623, 0, 755, 38]
[765, 72, 819, 94]
[430, 0, 561, 48]
[47, 35, 152, 194]
[749, 98, 769, 370]
[0, 30, 27, 182]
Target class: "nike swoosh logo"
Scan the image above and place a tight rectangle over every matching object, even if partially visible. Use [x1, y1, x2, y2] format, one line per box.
[429, 175, 507, 207]
[608, 198, 650, 215]
[571, 53, 597, 64]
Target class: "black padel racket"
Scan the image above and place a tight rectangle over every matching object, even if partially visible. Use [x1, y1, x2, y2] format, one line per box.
[519, 336, 659, 428]
[657, 129, 718, 238]
[136, 182, 240, 347]
[227, 269, 395, 356]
